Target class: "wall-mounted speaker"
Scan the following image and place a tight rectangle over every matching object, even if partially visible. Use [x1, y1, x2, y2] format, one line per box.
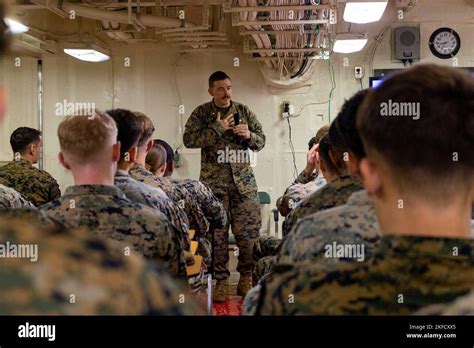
[394, 26, 420, 60]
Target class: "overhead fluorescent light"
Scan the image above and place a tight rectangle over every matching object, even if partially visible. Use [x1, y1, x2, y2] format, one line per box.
[5, 18, 29, 34]
[343, 1, 388, 24]
[63, 44, 110, 62]
[333, 33, 368, 53]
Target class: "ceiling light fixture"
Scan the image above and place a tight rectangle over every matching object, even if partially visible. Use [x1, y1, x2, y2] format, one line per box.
[343, 0, 388, 24]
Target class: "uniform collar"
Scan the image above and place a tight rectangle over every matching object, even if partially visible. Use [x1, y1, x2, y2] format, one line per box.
[115, 169, 131, 178]
[64, 185, 126, 199]
[12, 159, 32, 167]
[346, 190, 372, 208]
[376, 234, 474, 260]
[130, 163, 152, 175]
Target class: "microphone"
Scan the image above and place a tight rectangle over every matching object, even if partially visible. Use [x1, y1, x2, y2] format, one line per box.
[233, 112, 242, 146]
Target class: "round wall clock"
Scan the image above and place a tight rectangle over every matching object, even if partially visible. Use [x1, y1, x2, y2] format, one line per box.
[428, 27, 461, 59]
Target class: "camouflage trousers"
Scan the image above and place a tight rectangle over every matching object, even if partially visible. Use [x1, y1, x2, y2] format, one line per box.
[252, 235, 281, 285]
[253, 255, 276, 286]
[209, 184, 261, 281]
[253, 235, 282, 260]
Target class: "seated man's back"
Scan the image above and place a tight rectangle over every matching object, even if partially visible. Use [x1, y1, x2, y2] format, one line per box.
[130, 163, 210, 237]
[257, 235, 474, 315]
[115, 170, 191, 252]
[283, 173, 363, 236]
[0, 160, 60, 206]
[41, 184, 186, 277]
[0, 216, 203, 315]
[0, 127, 60, 206]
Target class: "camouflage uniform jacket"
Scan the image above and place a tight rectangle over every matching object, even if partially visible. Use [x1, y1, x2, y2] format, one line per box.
[278, 190, 380, 265]
[0, 159, 60, 206]
[115, 169, 191, 251]
[0, 216, 204, 315]
[277, 177, 327, 217]
[172, 178, 227, 230]
[183, 100, 265, 196]
[0, 183, 33, 208]
[282, 173, 364, 236]
[130, 164, 209, 236]
[256, 234, 474, 315]
[39, 184, 186, 277]
[415, 290, 474, 315]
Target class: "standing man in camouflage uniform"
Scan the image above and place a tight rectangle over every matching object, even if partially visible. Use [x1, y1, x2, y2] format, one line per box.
[254, 65, 474, 315]
[0, 127, 60, 206]
[184, 71, 266, 301]
[40, 111, 187, 277]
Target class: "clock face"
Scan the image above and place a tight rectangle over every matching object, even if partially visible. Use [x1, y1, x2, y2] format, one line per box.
[429, 28, 461, 59]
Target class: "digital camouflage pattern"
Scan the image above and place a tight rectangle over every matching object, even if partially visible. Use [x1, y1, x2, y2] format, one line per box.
[293, 169, 318, 185]
[183, 100, 265, 196]
[252, 235, 282, 285]
[249, 190, 379, 309]
[39, 185, 186, 278]
[415, 291, 474, 315]
[276, 177, 327, 217]
[130, 164, 209, 237]
[0, 216, 205, 315]
[242, 283, 262, 315]
[277, 190, 380, 265]
[0, 207, 63, 231]
[253, 255, 277, 286]
[256, 235, 474, 315]
[0, 159, 60, 206]
[253, 235, 282, 260]
[211, 174, 261, 280]
[183, 100, 265, 280]
[115, 169, 191, 251]
[0, 183, 33, 208]
[172, 178, 228, 266]
[172, 178, 227, 231]
[283, 173, 364, 236]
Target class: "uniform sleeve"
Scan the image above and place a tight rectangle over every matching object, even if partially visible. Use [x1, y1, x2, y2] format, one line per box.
[49, 178, 61, 201]
[243, 105, 266, 152]
[199, 183, 227, 229]
[183, 106, 225, 148]
[293, 169, 317, 185]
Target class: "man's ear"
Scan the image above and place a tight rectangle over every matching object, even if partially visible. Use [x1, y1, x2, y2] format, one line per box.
[112, 142, 121, 163]
[208, 87, 213, 97]
[29, 144, 35, 156]
[129, 146, 138, 163]
[58, 152, 71, 170]
[359, 158, 382, 197]
[146, 139, 154, 153]
[319, 157, 327, 174]
[347, 152, 360, 177]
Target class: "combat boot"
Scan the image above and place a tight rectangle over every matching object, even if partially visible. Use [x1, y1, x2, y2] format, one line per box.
[237, 273, 252, 297]
[213, 279, 229, 302]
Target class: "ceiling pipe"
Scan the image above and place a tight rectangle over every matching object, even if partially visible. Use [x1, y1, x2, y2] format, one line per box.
[30, 0, 196, 28]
